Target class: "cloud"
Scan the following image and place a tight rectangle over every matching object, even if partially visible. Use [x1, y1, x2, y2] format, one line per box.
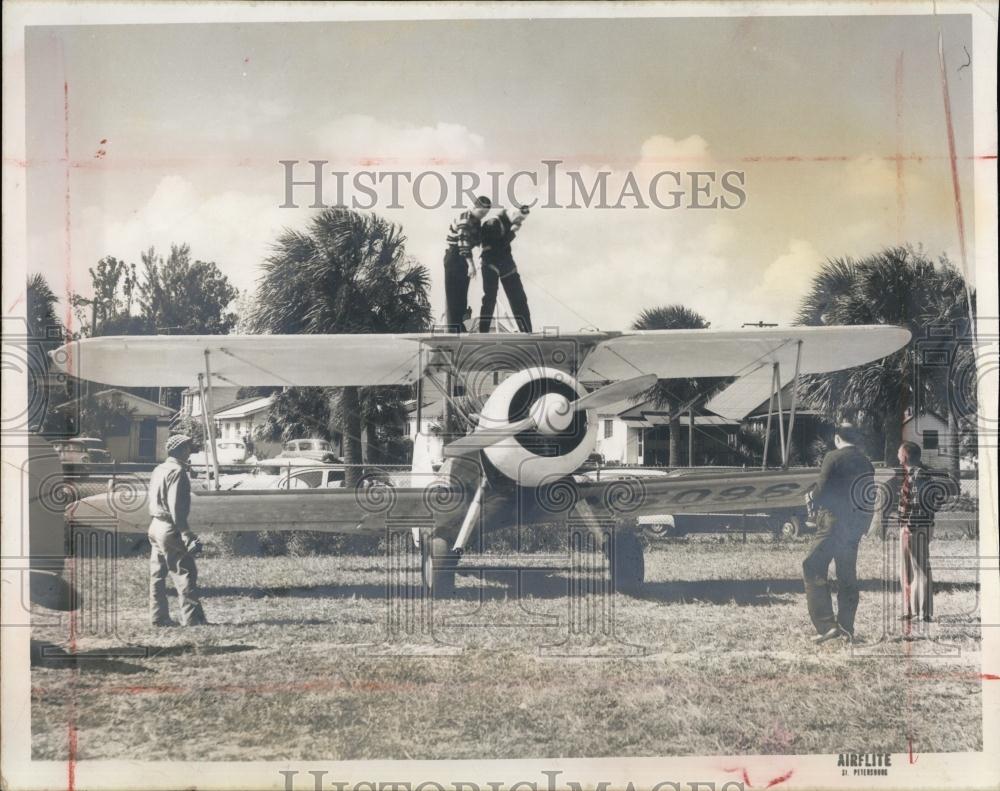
[750, 239, 822, 324]
[73, 175, 312, 296]
[41, 119, 772, 336]
[314, 114, 487, 167]
[843, 154, 899, 196]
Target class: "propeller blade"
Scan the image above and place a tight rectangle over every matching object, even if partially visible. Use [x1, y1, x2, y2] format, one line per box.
[573, 373, 657, 412]
[443, 416, 537, 456]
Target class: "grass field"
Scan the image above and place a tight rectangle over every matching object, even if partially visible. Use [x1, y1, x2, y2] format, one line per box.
[31, 523, 983, 761]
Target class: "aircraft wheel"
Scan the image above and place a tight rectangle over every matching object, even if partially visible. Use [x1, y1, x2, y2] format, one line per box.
[605, 529, 645, 596]
[422, 536, 458, 598]
[778, 514, 803, 539]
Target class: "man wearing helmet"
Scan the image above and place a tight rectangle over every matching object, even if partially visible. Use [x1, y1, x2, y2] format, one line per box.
[147, 433, 208, 626]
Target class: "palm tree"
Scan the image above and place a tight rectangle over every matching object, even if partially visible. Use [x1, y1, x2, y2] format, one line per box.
[796, 246, 974, 468]
[26, 274, 69, 433]
[631, 305, 724, 467]
[250, 209, 432, 485]
[27, 273, 62, 344]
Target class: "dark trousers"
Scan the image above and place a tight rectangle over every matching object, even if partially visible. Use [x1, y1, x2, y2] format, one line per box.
[443, 248, 470, 333]
[901, 523, 933, 619]
[802, 510, 866, 635]
[479, 255, 532, 333]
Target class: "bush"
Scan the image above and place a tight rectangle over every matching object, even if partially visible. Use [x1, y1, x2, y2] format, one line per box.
[285, 531, 381, 557]
[212, 531, 287, 557]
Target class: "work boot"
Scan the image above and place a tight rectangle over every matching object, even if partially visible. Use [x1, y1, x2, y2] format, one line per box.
[812, 626, 850, 644]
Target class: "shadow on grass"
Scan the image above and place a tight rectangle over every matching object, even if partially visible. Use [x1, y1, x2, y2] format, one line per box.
[639, 578, 978, 605]
[31, 640, 256, 673]
[200, 574, 978, 607]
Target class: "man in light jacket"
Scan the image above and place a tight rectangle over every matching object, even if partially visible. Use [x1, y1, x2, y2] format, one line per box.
[148, 433, 208, 626]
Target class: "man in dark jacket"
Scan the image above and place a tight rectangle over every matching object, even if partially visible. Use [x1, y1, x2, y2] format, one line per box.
[803, 423, 875, 643]
[443, 195, 491, 333]
[478, 205, 532, 333]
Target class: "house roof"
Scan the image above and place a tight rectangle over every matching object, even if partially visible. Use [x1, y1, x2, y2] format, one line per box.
[214, 395, 275, 420]
[52, 388, 175, 417]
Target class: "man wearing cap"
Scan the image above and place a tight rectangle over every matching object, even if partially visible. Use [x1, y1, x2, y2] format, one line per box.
[802, 423, 875, 644]
[148, 434, 208, 626]
[478, 205, 533, 333]
[444, 195, 492, 333]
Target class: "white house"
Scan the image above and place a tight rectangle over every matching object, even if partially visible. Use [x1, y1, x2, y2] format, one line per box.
[212, 395, 279, 456]
[901, 409, 951, 466]
[594, 397, 742, 467]
[179, 384, 240, 419]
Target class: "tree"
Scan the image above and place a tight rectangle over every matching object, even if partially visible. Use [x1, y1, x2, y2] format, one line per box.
[170, 414, 206, 452]
[631, 305, 727, 467]
[250, 209, 431, 486]
[139, 244, 238, 335]
[27, 273, 63, 345]
[71, 391, 136, 439]
[69, 257, 143, 337]
[345, 386, 412, 464]
[26, 274, 68, 434]
[796, 246, 975, 468]
[255, 387, 335, 447]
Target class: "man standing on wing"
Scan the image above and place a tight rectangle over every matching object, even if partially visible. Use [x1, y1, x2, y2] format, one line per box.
[443, 195, 492, 333]
[803, 423, 875, 644]
[478, 204, 533, 333]
[148, 434, 208, 626]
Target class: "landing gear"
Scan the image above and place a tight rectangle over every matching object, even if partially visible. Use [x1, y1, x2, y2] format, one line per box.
[421, 536, 458, 597]
[779, 514, 803, 539]
[772, 512, 809, 539]
[603, 528, 645, 596]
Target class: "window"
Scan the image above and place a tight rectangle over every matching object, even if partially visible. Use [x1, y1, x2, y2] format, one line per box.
[291, 470, 324, 488]
[603, 419, 614, 439]
[924, 430, 939, 450]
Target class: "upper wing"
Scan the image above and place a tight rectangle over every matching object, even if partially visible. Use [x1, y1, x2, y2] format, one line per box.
[50, 325, 909, 388]
[577, 325, 910, 381]
[52, 334, 430, 387]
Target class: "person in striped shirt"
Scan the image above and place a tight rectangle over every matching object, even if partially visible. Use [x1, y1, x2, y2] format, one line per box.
[444, 195, 491, 332]
[892, 441, 943, 625]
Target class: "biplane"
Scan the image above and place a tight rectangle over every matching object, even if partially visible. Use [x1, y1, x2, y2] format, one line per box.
[52, 325, 909, 596]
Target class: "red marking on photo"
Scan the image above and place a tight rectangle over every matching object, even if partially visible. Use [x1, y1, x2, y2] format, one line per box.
[723, 767, 753, 786]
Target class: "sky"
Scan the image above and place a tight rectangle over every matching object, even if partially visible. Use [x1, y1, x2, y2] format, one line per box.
[25, 14, 976, 334]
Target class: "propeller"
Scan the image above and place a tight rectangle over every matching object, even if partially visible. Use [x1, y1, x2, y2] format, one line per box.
[444, 372, 656, 456]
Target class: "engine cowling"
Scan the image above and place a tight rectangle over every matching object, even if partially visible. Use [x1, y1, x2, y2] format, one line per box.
[478, 366, 597, 488]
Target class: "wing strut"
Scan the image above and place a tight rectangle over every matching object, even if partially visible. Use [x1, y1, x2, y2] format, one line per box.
[783, 340, 804, 470]
[199, 350, 222, 490]
[759, 339, 804, 471]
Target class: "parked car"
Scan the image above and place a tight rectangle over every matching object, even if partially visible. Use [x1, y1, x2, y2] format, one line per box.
[279, 438, 339, 463]
[226, 458, 346, 490]
[190, 439, 248, 468]
[52, 437, 114, 464]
